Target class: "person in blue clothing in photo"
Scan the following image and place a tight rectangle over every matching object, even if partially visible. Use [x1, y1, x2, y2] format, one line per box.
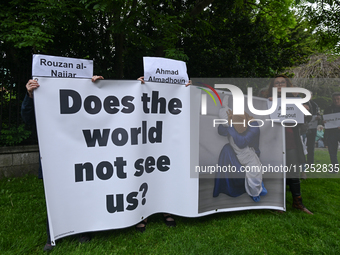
[213, 95, 267, 202]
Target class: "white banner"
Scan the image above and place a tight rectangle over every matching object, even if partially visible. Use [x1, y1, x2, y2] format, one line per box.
[33, 78, 285, 245]
[32, 54, 93, 78]
[268, 98, 304, 123]
[143, 57, 189, 85]
[34, 78, 195, 244]
[323, 113, 340, 129]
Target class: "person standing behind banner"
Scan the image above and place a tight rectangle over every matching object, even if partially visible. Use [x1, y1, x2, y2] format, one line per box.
[264, 75, 313, 214]
[21, 75, 104, 251]
[134, 76, 179, 233]
[323, 92, 340, 173]
[304, 91, 320, 165]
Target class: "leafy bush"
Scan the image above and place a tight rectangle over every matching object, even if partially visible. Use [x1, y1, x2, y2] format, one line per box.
[0, 124, 31, 146]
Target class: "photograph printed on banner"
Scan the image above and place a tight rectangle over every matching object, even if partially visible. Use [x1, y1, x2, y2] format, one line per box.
[195, 79, 285, 213]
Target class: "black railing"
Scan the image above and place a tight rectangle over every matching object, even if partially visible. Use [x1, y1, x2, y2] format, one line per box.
[0, 57, 36, 146]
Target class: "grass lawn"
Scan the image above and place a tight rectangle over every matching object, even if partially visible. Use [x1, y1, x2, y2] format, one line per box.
[0, 148, 339, 255]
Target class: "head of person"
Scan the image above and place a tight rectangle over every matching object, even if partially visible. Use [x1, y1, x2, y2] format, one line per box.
[265, 74, 293, 98]
[317, 125, 324, 131]
[332, 92, 340, 107]
[230, 112, 253, 134]
[258, 87, 268, 97]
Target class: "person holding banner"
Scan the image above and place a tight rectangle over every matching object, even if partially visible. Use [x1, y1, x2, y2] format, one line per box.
[324, 92, 340, 172]
[304, 92, 320, 167]
[134, 76, 177, 233]
[21, 75, 104, 251]
[136, 59, 190, 231]
[265, 75, 313, 214]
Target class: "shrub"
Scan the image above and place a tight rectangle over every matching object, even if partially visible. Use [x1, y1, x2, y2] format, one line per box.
[0, 123, 31, 146]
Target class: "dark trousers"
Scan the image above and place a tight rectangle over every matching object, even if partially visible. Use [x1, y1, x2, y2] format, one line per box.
[286, 178, 301, 197]
[327, 131, 340, 166]
[286, 149, 301, 197]
[306, 129, 317, 165]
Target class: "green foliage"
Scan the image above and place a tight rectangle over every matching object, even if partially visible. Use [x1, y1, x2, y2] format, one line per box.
[0, 1, 56, 50]
[184, 1, 312, 77]
[0, 0, 320, 81]
[1, 90, 16, 102]
[0, 124, 31, 146]
[252, 0, 297, 41]
[297, 0, 340, 54]
[314, 96, 333, 113]
[164, 48, 189, 61]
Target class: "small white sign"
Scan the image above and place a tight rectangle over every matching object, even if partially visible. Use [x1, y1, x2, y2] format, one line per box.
[267, 98, 304, 123]
[308, 115, 319, 129]
[32, 54, 93, 78]
[143, 57, 189, 85]
[323, 113, 340, 129]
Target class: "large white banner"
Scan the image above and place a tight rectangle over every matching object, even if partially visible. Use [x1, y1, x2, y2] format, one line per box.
[33, 78, 285, 245]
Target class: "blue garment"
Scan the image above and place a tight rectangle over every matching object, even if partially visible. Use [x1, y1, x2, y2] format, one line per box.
[213, 143, 245, 197]
[218, 123, 261, 156]
[213, 123, 260, 198]
[21, 93, 36, 125]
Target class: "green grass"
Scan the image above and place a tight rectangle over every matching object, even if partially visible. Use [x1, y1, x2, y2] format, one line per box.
[1, 149, 340, 254]
[306, 148, 340, 178]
